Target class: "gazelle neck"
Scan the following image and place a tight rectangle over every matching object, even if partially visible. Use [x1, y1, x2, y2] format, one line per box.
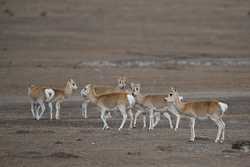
[174, 96, 184, 111]
[64, 82, 73, 97]
[88, 86, 98, 103]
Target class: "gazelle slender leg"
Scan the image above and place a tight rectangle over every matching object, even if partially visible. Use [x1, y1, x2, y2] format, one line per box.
[37, 101, 46, 120]
[81, 101, 88, 119]
[149, 109, 154, 130]
[100, 109, 109, 130]
[210, 117, 222, 143]
[35, 104, 40, 120]
[30, 101, 36, 118]
[189, 118, 196, 142]
[48, 102, 53, 120]
[105, 112, 112, 119]
[55, 102, 61, 120]
[133, 110, 143, 128]
[163, 112, 173, 129]
[152, 112, 161, 128]
[175, 114, 181, 131]
[118, 105, 127, 131]
[219, 119, 226, 143]
[128, 109, 134, 129]
[142, 113, 146, 128]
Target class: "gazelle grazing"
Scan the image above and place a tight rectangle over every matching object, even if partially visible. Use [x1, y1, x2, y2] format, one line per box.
[81, 84, 135, 130]
[164, 88, 228, 143]
[80, 76, 130, 118]
[36, 79, 78, 120]
[131, 83, 174, 130]
[28, 85, 55, 120]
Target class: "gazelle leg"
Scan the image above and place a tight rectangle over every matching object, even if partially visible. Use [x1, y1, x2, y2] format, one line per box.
[118, 106, 127, 131]
[210, 117, 222, 143]
[55, 102, 61, 120]
[152, 112, 161, 128]
[142, 113, 147, 128]
[175, 114, 181, 131]
[48, 102, 53, 120]
[81, 101, 88, 119]
[189, 118, 196, 142]
[133, 110, 143, 128]
[149, 109, 154, 130]
[100, 109, 109, 130]
[37, 101, 46, 120]
[219, 118, 225, 143]
[128, 109, 134, 129]
[30, 101, 36, 118]
[163, 112, 173, 129]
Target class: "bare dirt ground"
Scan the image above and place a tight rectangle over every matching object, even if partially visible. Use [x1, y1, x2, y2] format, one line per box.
[1, 0, 250, 166]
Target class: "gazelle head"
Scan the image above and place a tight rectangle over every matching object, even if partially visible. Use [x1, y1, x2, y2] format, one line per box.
[164, 88, 183, 103]
[67, 79, 78, 90]
[117, 76, 128, 89]
[80, 84, 92, 96]
[131, 83, 141, 96]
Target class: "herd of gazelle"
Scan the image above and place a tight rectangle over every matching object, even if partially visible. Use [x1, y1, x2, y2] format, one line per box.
[28, 77, 228, 143]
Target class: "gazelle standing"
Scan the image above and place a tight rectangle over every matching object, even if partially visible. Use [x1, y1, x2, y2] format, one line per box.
[164, 88, 228, 143]
[131, 83, 174, 130]
[81, 84, 135, 130]
[35, 79, 78, 120]
[28, 85, 55, 120]
[80, 76, 130, 118]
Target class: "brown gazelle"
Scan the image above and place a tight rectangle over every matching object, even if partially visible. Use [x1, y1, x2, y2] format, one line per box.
[165, 88, 228, 143]
[131, 83, 173, 130]
[80, 76, 130, 118]
[28, 85, 55, 120]
[81, 84, 135, 130]
[38, 79, 78, 120]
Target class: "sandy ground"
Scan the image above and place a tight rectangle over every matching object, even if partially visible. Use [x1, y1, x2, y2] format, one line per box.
[1, 0, 250, 166]
[0, 97, 250, 167]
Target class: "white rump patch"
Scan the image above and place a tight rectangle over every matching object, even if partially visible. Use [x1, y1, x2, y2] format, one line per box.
[127, 94, 135, 107]
[218, 102, 228, 113]
[178, 96, 184, 101]
[44, 88, 55, 102]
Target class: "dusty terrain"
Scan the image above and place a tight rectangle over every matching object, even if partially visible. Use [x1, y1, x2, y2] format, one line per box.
[1, 0, 250, 166]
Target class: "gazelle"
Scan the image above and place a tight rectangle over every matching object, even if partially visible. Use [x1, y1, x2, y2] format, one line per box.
[81, 84, 135, 130]
[37, 79, 78, 120]
[131, 83, 174, 130]
[164, 88, 228, 143]
[80, 76, 130, 118]
[28, 85, 55, 120]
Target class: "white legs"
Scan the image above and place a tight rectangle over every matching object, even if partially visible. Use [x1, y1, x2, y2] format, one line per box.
[152, 112, 161, 128]
[81, 101, 88, 119]
[118, 106, 127, 131]
[163, 112, 173, 129]
[100, 109, 109, 130]
[174, 114, 181, 131]
[55, 102, 60, 120]
[128, 109, 134, 129]
[211, 117, 226, 143]
[189, 118, 196, 142]
[49, 102, 53, 120]
[133, 110, 144, 128]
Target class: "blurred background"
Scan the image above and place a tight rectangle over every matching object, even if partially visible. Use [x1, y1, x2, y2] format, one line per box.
[1, 0, 250, 95]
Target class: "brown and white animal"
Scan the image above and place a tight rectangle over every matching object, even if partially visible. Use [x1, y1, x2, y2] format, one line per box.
[31, 79, 78, 120]
[131, 83, 174, 130]
[28, 85, 55, 120]
[80, 76, 131, 118]
[81, 84, 135, 130]
[164, 88, 228, 143]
